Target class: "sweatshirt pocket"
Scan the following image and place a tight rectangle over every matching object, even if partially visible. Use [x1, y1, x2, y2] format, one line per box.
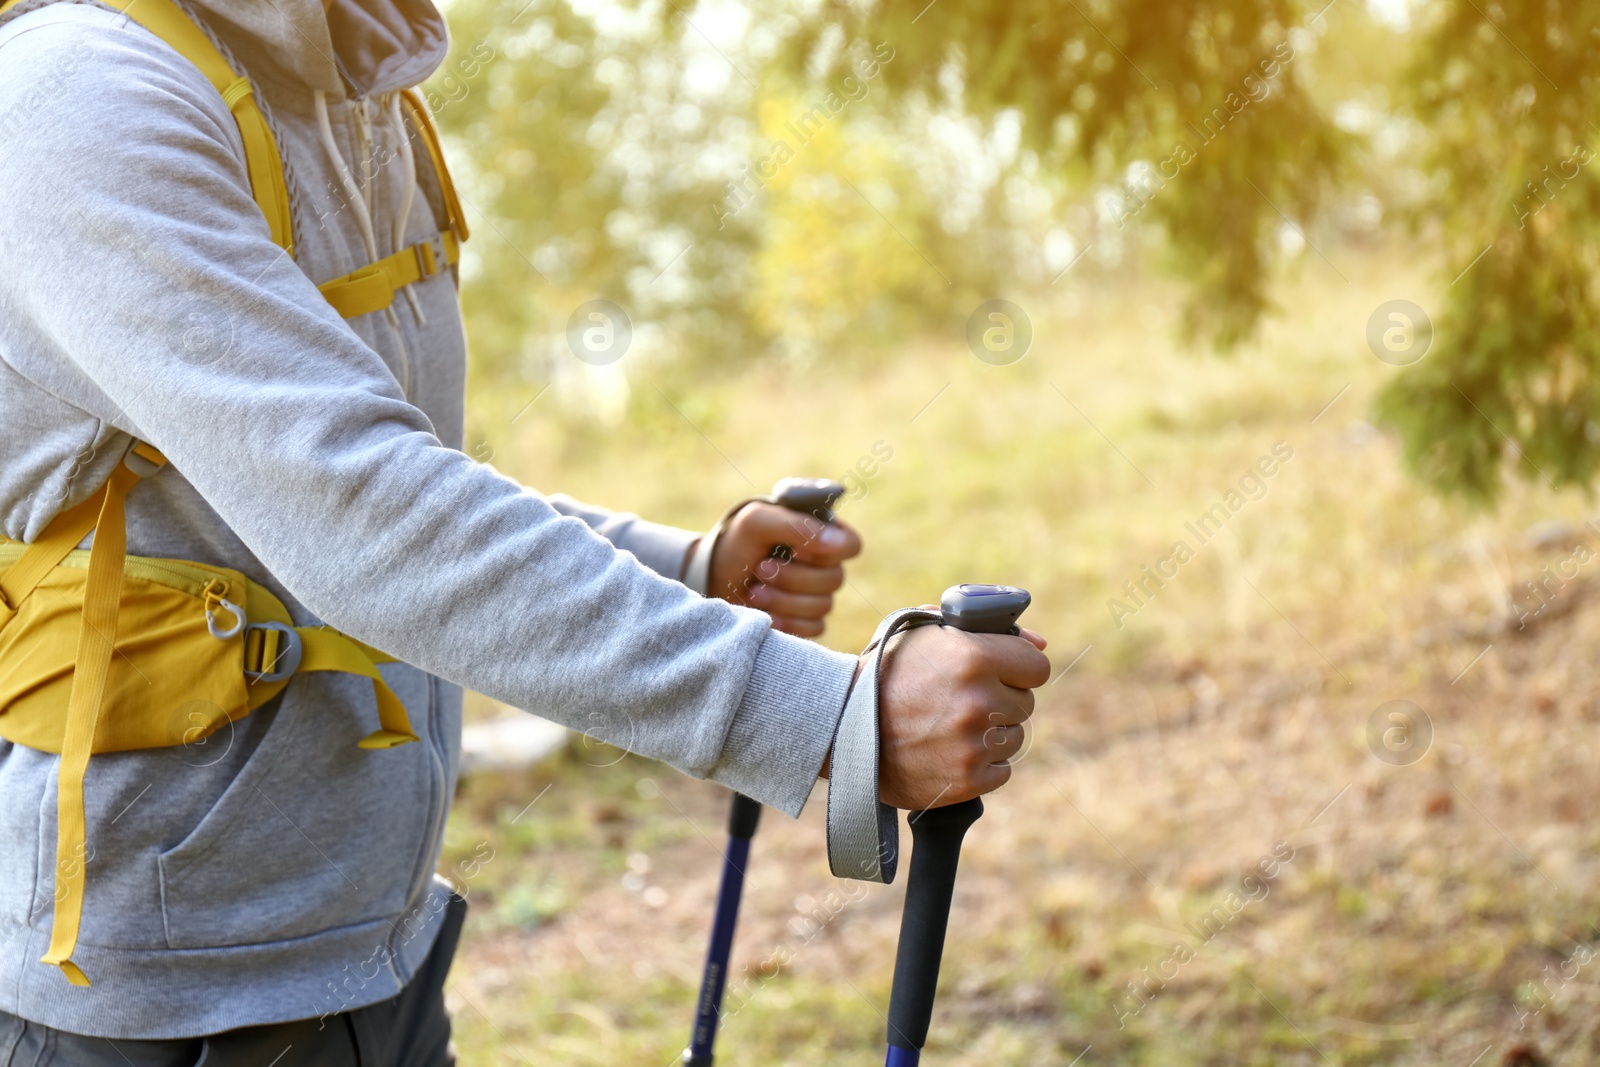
[158, 668, 436, 950]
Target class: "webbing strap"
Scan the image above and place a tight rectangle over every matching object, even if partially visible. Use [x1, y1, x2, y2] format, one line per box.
[239, 626, 412, 746]
[294, 628, 417, 748]
[315, 90, 468, 320]
[0, 1, 469, 317]
[399, 89, 469, 245]
[825, 608, 942, 884]
[0, 444, 167, 622]
[39, 460, 142, 986]
[0, 491, 105, 622]
[317, 231, 460, 319]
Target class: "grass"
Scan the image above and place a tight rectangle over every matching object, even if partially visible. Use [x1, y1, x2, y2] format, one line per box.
[441, 243, 1600, 1065]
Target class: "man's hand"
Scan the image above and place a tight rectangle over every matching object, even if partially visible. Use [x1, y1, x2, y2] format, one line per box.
[706, 502, 862, 638]
[873, 624, 1050, 810]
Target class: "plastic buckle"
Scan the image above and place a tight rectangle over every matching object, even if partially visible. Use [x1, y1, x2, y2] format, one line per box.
[415, 234, 446, 279]
[244, 622, 303, 684]
[123, 448, 164, 480]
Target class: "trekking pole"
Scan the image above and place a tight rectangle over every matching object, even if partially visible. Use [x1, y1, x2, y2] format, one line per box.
[885, 584, 1031, 1067]
[683, 478, 846, 1067]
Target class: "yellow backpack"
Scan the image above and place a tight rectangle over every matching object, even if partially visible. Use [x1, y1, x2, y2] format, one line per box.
[0, 0, 471, 986]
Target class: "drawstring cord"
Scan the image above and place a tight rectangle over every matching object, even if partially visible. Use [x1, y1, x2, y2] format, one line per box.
[313, 89, 378, 265]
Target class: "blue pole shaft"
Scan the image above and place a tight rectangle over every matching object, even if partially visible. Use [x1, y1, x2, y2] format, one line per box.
[684, 480, 845, 1065]
[885, 1045, 922, 1067]
[683, 826, 754, 1065]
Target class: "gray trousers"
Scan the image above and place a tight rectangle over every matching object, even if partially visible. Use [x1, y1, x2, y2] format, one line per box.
[0, 893, 466, 1067]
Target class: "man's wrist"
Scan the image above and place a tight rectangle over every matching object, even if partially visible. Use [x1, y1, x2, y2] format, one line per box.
[711, 631, 856, 816]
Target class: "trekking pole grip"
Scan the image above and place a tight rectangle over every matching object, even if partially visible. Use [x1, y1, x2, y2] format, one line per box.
[884, 584, 1030, 1067]
[682, 478, 847, 1067]
[768, 476, 844, 562]
[721, 477, 846, 848]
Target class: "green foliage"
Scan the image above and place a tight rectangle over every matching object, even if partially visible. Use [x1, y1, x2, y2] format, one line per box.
[1373, 0, 1600, 504]
[436, 0, 764, 414]
[782, 0, 1352, 347]
[745, 98, 974, 364]
[436, 0, 1071, 411]
[433, 0, 1600, 504]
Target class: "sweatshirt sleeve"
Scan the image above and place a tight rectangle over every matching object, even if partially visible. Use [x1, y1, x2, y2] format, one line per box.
[545, 494, 698, 582]
[0, 14, 853, 816]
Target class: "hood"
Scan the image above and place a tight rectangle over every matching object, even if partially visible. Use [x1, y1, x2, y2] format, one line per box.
[186, 0, 449, 98]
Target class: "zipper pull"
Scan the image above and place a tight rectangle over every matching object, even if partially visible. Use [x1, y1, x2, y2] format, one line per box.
[202, 579, 246, 640]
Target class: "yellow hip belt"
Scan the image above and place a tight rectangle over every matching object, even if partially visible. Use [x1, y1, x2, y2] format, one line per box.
[0, 444, 416, 987]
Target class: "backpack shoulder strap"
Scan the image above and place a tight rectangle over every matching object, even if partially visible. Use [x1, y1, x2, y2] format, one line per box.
[4, 0, 471, 320]
[401, 88, 469, 246]
[113, 0, 295, 255]
[0, 0, 299, 256]
[314, 90, 470, 319]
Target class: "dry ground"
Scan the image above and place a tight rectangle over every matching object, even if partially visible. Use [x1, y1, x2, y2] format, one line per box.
[441, 246, 1600, 1065]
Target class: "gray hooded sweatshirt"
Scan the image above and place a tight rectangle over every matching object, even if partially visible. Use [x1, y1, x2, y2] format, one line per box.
[0, 0, 858, 1039]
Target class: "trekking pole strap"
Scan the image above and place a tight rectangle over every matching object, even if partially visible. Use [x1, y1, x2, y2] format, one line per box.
[825, 607, 941, 885]
[681, 499, 750, 596]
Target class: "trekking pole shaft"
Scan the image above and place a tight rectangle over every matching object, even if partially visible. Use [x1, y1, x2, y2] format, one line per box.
[683, 479, 846, 1066]
[684, 796, 760, 1066]
[884, 585, 1029, 1066]
[884, 799, 983, 1065]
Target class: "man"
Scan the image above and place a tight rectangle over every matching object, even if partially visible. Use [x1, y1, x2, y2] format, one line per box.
[0, 0, 1051, 1063]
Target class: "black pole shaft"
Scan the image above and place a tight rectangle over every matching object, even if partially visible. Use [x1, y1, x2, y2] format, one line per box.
[884, 798, 984, 1056]
[882, 584, 1029, 1065]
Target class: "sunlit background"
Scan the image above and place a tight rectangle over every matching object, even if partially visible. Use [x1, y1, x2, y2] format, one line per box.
[425, 0, 1600, 1062]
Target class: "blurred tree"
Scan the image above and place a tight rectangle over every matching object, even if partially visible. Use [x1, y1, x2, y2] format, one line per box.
[1372, 0, 1600, 504]
[746, 97, 988, 365]
[781, 0, 1350, 349]
[437, 0, 1051, 409]
[434, 0, 1600, 504]
[437, 0, 763, 428]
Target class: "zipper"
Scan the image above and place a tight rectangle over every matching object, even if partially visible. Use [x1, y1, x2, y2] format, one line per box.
[0, 543, 237, 599]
